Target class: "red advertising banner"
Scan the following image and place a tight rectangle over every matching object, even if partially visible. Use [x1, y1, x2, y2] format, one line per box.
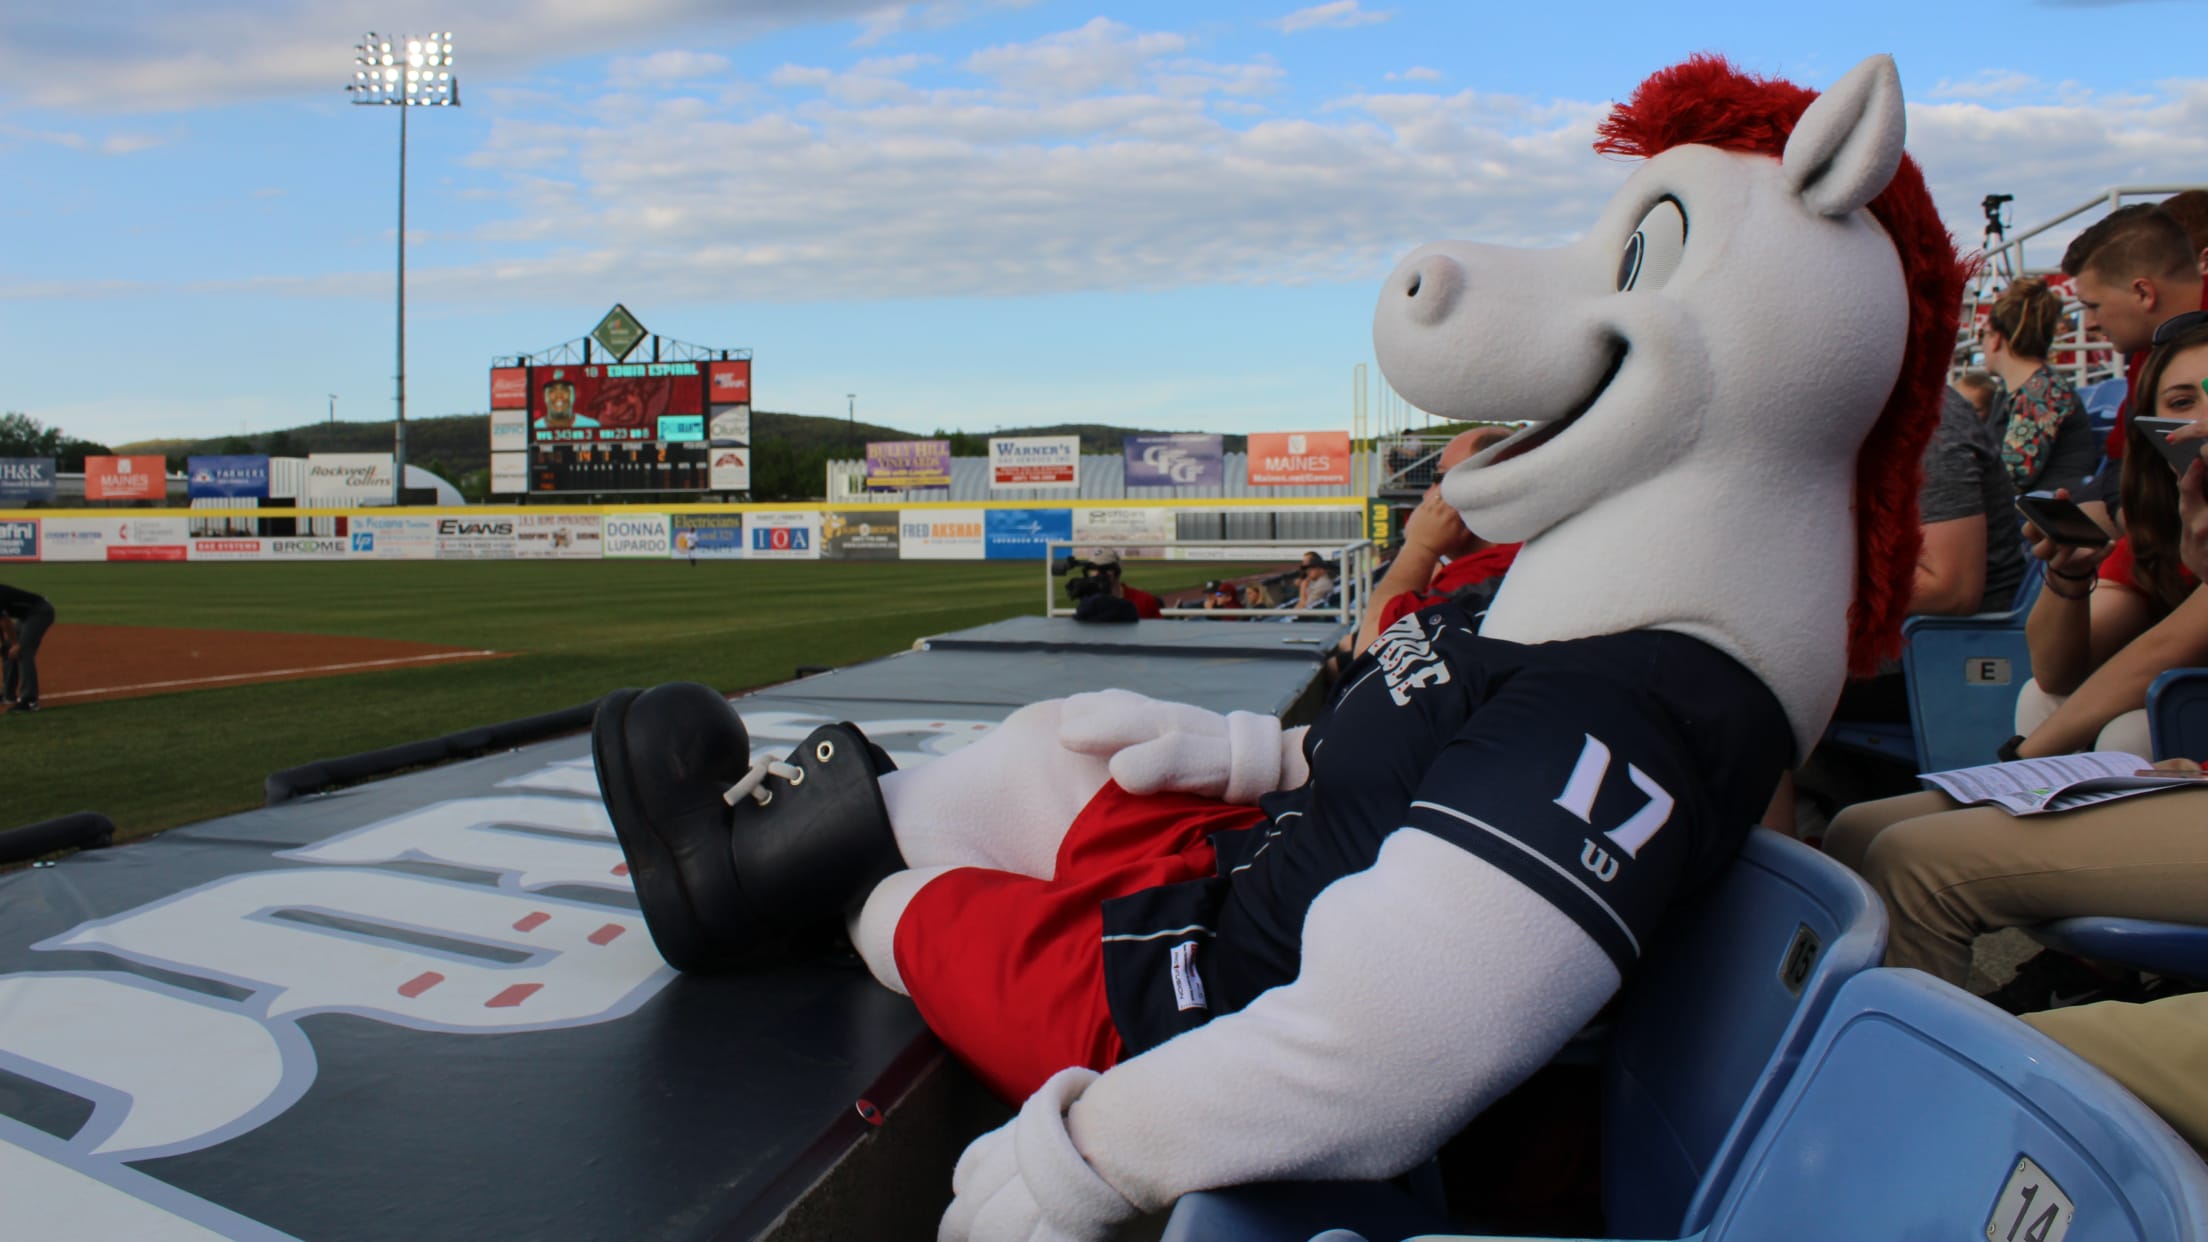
[85, 455, 168, 501]
[531, 363, 707, 445]
[1247, 431, 1352, 486]
[707, 360, 751, 403]
[490, 367, 528, 410]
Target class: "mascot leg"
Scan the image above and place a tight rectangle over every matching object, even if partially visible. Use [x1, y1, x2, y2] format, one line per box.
[878, 698, 1114, 877]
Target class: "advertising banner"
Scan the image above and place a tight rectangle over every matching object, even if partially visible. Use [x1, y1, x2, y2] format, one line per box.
[490, 452, 529, 494]
[39, 517, 110, 562]
[348, 515, 438, 559]
[490, 366, 529, 410]
[984, 507, 1072, 560]
[305, 454, 396, 505]
[108, 517, 190, 561]
[672, 514, 744, 560]
[515, 514, 602, 560]
[898, 509, 985, 560]
[821, 510, 900, 561]
[1074, 506, 1175, 559]
[186, 455, 271, 500]
[85, 455, 168, 501]
[267, 536, 350, 560]
[1124, 434, 1224, 487]
[603, 512, 672, 558]
[747, 511, 819, 560]
[865, 440, 951, 490]
[190, 538, 266, 561]
[489, 409, 529, 453]
[989, 437, 1079, 489]
[708, 447, 751, 492]
[1247, 431, 1352, 486]
[707, 360, 751, 404]
[0, 518, 37, 561]
[0, 457, 55, 503]
[709, 404, 751, 445]
[435, 517, 519, 560]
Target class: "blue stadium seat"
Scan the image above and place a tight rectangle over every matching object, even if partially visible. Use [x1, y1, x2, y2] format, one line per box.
[2080, 377, 2129, 434]
[1159, 829, 1887, 1241]
[2025, 667, 2208, 980]
[1314, 969, 2208, 1242]
[2148, 667, 2208, 760]
[1894, 557, 2045, 774]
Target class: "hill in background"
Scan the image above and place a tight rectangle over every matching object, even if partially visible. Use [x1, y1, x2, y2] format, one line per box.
[116, 413, 1252, 501]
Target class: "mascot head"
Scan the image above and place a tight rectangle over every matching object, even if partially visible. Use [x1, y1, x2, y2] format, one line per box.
[1374, 54, 1966, 750]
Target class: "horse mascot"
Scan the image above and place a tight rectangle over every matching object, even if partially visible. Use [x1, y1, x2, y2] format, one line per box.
[590, 53, 1963, 1240]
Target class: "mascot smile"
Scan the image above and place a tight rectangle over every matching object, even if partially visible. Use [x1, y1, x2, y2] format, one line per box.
[591, 52, 1963, 1242]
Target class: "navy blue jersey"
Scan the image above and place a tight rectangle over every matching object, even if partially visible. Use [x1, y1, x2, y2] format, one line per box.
[1101, 605, 1790, 1054]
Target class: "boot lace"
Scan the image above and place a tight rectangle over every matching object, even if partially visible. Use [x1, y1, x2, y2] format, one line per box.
[723, 756, 805, 806]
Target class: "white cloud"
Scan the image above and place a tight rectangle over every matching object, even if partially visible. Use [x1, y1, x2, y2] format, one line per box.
[1274, 1, 1393, 34]
[1385, 66, 1441, 83]
[854, 0, 1041, 48]
[608, 50, 732, 88]
[0, 1, 886, 112]
[964, 18, 1188, 96]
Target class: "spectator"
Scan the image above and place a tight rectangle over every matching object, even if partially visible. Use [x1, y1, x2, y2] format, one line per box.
[1072, 549, 1162, 620]
[0, 582, 54, 714]
[2023, 985, 2208, 1157]
[1355, 427, 1521, 653]
[1295, 552, 1336, 610]
[1980, 277, 2100, 495]
[1824, 335, 2208, 1009]
[2009, 321, 2208, 759]
[2162, 189, 2208, 275]
[1824, 385, 2024, 724]
[1200, 579, 1242, 615]
[2060, 203, 2206, 476]
[1953, 367, 1998, 419]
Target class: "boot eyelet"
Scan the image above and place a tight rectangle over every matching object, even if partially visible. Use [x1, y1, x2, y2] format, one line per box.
[757, 788, 774, 805]
[816, 740, 836, 764]
[787, 768, 805, 786]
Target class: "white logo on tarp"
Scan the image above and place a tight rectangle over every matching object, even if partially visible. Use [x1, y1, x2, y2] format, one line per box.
[1169, 941, 1207, 1012]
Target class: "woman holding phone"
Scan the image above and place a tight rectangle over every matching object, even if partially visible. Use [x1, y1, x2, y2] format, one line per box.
[1820, 323, 2208, 1009]
[2006, 322, 2208, 756]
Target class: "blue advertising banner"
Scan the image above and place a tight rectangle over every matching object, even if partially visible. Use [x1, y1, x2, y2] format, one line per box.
[1123, 434, 1223, 487]
[187, 455, 271, 499]
[672, 513, 744, 560]
[984, 507, 1071, 560]
[0, 518, 37, 561]
[0, 457, 56, 503]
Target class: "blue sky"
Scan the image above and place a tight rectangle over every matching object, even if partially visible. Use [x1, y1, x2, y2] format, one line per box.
[3, 0, 2204, 446]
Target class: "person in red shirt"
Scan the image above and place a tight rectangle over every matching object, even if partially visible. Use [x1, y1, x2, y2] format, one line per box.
[1077, 548, 1162, 619]
[1354, 426, 1522, 653]
[2060, 203, 2206, 475]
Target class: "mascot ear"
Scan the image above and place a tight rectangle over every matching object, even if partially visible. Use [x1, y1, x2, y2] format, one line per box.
[1782, 54, 1905, 218]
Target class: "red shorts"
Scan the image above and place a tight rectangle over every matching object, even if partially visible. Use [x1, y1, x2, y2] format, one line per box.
[893, 781, 1267, 1102]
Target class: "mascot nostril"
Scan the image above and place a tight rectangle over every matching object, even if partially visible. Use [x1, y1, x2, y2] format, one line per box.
[589, 52, 1964, 1242]
[1401, 254, 1463, 327]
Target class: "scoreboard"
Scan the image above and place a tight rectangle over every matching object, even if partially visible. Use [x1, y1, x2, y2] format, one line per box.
[489, 356, 752, 494]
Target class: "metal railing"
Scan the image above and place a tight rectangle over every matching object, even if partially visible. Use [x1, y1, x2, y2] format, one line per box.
[1045, 538, 1375, 627]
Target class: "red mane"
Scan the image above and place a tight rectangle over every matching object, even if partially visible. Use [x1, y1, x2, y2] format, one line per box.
[1596, 55, 1967, 677]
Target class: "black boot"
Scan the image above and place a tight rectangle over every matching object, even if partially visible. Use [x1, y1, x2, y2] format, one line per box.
[592, 683, 904, 972]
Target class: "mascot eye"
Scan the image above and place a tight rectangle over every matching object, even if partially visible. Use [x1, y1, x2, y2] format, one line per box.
[1615, 197, 1688, 293]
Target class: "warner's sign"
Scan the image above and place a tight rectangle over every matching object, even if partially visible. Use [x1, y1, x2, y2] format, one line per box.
[1246, 431, 1351, 486]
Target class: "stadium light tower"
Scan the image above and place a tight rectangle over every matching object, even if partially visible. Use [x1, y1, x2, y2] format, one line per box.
[349, 31, 459, 502]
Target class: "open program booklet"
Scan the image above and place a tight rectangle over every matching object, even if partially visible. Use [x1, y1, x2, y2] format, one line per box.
[1921, 752, 2208, 816]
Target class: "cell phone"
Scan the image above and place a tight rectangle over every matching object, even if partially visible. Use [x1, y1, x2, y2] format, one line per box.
[2014, 494, 2112, 548]
[2133, 416, 2203, 476]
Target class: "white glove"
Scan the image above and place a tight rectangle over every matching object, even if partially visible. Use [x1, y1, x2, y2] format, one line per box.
[939, 1067, 1137, 1242]
[1057, 689, 1309, 804]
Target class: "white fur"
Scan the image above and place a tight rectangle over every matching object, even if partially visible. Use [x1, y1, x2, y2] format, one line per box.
[1783, 55, 1905, 219]
[1058, 689, 1311, 804]
[940, 1068, 1137, 1242]
[879, 699, 1114, 880]
[1061, 832, 1618, 1214]
[1372, 53, 1913, 757]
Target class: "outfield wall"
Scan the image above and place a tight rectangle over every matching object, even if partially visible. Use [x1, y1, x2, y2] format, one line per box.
[0, 499, 1367, 565]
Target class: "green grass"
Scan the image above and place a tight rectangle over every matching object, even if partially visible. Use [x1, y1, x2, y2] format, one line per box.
[0, 559, 1267, 841]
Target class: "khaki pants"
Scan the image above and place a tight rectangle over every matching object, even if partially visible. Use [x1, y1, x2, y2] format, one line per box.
[1825, 789, 2208, 984]
[2024, 992, 2208, 1157]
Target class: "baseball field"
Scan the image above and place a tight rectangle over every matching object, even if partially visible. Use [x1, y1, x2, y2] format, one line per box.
[0, 559, 1263, 842]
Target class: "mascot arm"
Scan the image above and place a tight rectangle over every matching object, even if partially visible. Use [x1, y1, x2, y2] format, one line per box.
[1057, 689, 1311, 804]
[1074, 828, 1617, 1214]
